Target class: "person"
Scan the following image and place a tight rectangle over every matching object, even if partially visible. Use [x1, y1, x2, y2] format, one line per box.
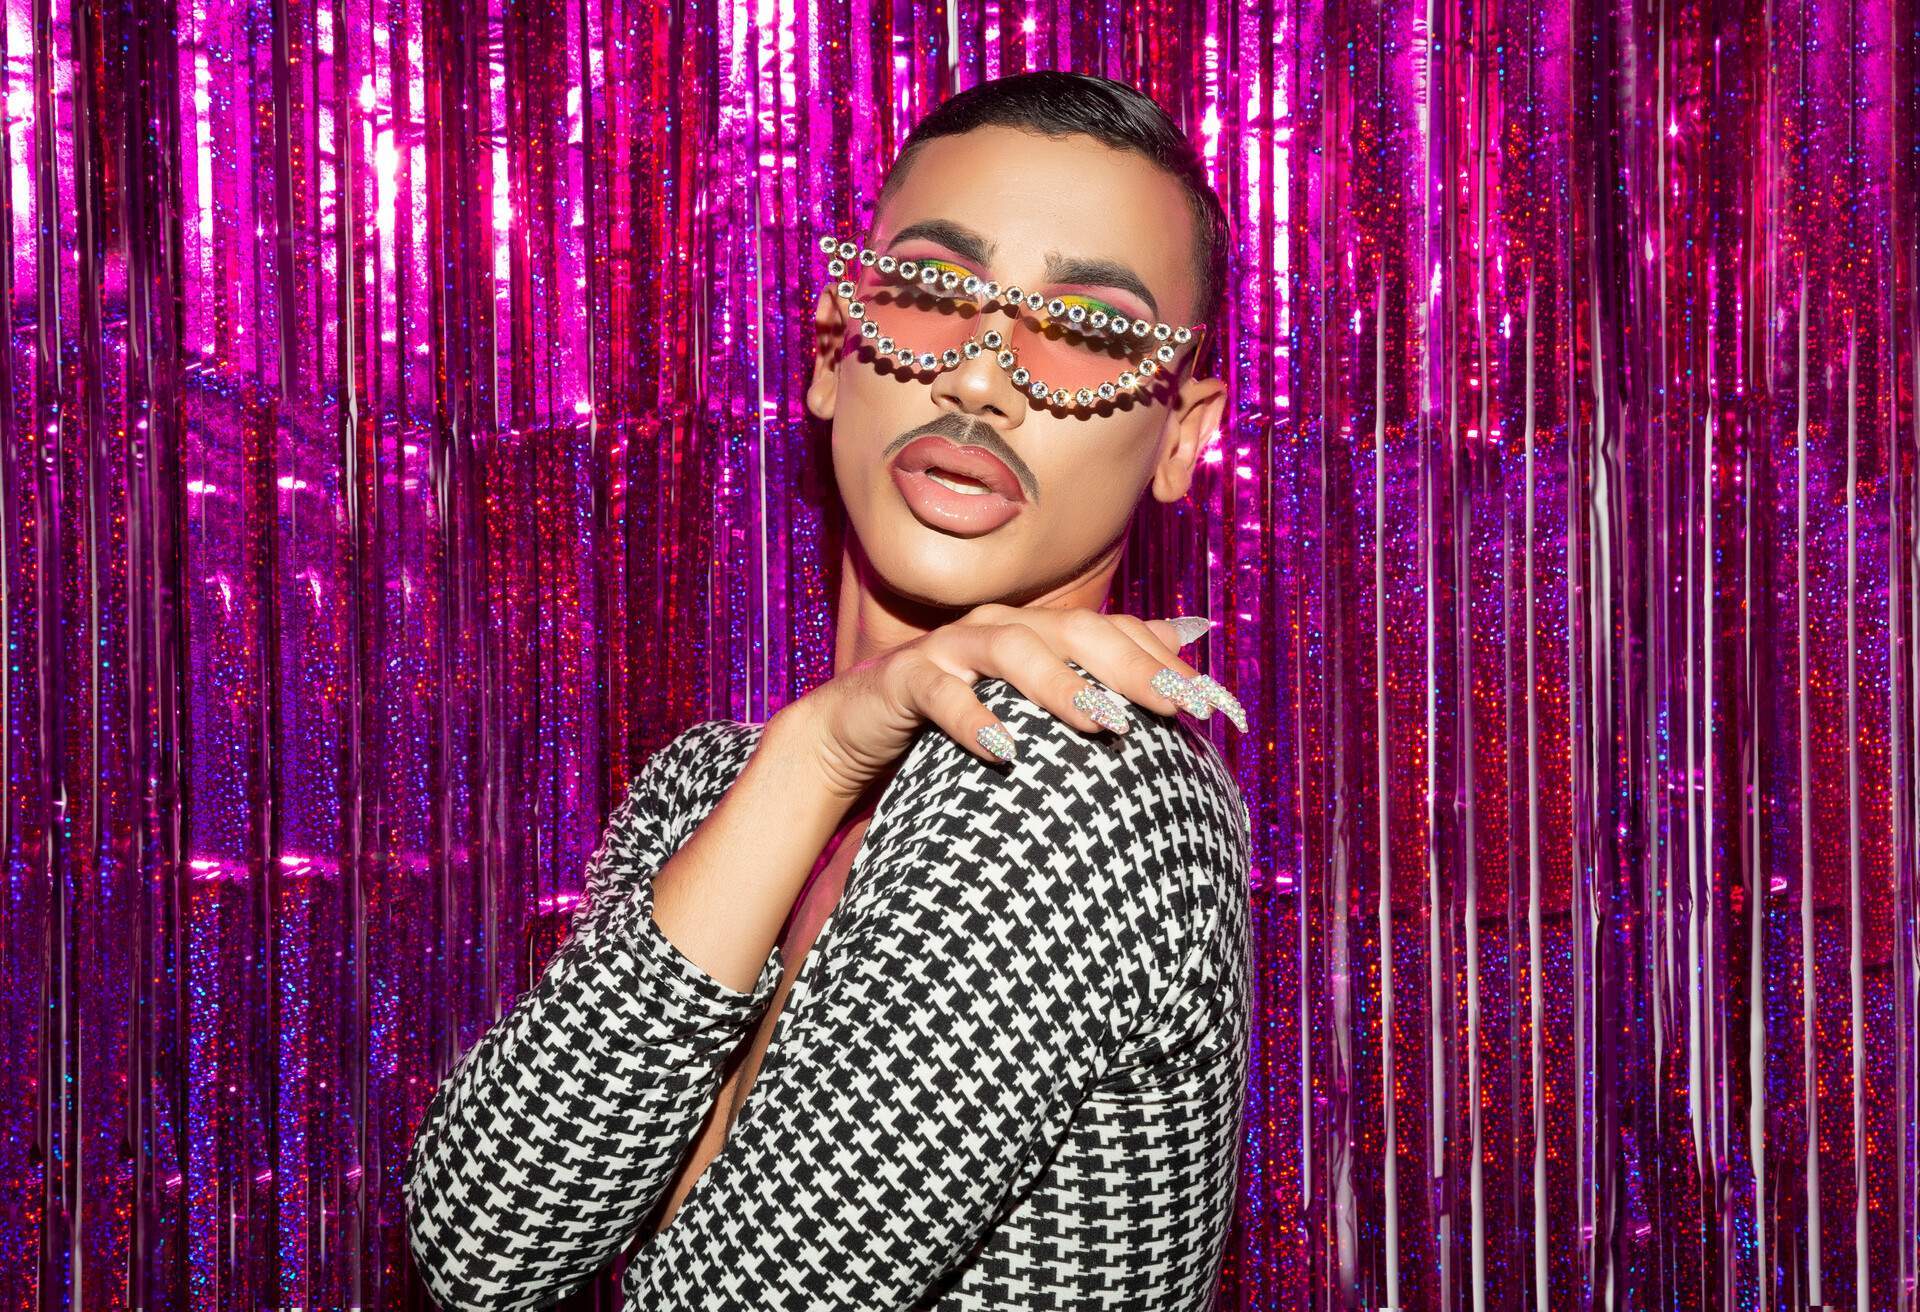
[404, 68, 1254, 1310]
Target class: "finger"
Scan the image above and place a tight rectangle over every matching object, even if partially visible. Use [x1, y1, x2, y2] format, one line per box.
[1143, 616, 1206, 656]
[1111, 614, 1203, 681]
[1115, 613, 1246, 733]
[1113, 614, 1198, 676]
[955, 600, 1015, 628]
[904, 660, 1020, 762]
[933, 620, 1124, 737]
[1071, 611, 1212, 720]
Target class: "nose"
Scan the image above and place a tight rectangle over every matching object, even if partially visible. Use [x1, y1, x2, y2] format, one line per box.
[928, 314, 1029, 425]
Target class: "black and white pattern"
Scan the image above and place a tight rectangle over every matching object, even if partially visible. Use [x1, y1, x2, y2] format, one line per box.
[404, 667, 1254, 1310]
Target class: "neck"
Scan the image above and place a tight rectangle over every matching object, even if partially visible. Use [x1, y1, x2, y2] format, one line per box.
[832, 535, 1122, 675]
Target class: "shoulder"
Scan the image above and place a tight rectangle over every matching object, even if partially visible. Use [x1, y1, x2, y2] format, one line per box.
[970, 663, 1249, 879]
[971, 665, 1253, 1062]
[860, 663, 1250, 945]
[856, 664, 1250, 1059]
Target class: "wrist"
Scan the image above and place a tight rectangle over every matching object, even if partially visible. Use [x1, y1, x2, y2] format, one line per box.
[760, 696, 864, 815]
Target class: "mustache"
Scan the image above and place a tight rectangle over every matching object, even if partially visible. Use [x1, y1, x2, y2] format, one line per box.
[883, 413, 1040, 503]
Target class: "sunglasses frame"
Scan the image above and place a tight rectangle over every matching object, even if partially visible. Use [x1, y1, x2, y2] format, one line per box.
[816, 234, 1209, 411]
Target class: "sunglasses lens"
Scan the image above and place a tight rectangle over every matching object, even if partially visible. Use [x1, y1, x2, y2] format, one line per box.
[853, 264, 979, 366]
[1007, 314, 1150, 400]
[846, 259, 1187, 404]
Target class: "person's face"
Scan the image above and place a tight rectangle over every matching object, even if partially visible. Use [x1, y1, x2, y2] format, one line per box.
[805, 125, 1227, 613]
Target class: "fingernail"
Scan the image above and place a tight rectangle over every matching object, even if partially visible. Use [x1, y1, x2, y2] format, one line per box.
[1150, 666, 1213, 719]
[1073, 686, 1133, 735]
[1188, 674, 1247, 733]
[1167, 616, 1214, 647]
[976, 722, 1018, 760]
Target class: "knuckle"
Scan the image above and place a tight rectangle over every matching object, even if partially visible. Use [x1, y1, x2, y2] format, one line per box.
[984, 624, 1030, 662]
[1065, 607, 1110, 639]
[887, 630, 931, 662]
[881, 643, 912, 675]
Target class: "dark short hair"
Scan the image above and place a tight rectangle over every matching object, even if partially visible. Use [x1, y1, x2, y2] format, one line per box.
[871, 70, 1229, 375]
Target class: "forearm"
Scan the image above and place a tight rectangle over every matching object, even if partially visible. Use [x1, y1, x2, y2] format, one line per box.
[405, 715, 824, 1309]
[648, 698, 852, 993]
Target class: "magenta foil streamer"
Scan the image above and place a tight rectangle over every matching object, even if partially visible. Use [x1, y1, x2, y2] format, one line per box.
[2, 0, 1918, 1308]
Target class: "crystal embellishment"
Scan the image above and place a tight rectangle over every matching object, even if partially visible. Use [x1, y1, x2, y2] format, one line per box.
[817, 235, 1208, 413]
[1187, 674, 1248, 732]
[976, 722, 1018, 761]
[1073, 686, 1132, 735]
[1150, 667, 1213, 718]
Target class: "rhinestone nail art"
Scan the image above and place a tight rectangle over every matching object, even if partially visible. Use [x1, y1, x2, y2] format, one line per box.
[1150, 667, 1213, 718]
[1072, 686, 1132, 735]
[976, 722, 1018, 761]
[1166, 615, 1215, 647]
[1187, 674, 1247, 732]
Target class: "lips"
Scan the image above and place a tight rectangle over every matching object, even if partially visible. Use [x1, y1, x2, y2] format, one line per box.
[887, 434, 1027, 536]
[890, 436, 1026, 503]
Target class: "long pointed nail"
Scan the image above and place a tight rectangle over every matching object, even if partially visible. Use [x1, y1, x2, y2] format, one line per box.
[976, 722, 1018, 760]
[1073, 686, 1133, 735]
[1150, 666, 1213, 718]
[1167, 615, 1214, 647]
[1188, 674, 1247, 732]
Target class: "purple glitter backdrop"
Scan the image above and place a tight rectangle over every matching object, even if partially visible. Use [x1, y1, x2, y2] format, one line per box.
[1, 0, 1917, 1307]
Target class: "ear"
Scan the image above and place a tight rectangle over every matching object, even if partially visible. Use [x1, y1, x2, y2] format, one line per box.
[805, 286, 847, 421]
[1148, 374, 1228, 503]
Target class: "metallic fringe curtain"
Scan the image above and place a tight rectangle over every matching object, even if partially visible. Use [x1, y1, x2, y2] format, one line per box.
[2, 0, 1917, 1307]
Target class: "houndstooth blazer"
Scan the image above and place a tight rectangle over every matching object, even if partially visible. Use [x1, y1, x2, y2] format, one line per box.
[403, 668, 1254, 1310]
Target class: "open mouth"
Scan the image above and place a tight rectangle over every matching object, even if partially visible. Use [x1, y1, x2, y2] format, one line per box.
[887, 434, 1028, 535]
[888, 434, 1026, 503]
[923, 468, 996, 496]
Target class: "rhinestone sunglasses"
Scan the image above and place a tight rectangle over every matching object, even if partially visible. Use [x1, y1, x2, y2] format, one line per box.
[816, 234, 1209, 411]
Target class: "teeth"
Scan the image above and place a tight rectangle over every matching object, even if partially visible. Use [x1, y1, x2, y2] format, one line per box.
[926, 469, 991, 496]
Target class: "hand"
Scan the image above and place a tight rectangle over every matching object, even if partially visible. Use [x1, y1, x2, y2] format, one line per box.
[778, 604, 1239, 802]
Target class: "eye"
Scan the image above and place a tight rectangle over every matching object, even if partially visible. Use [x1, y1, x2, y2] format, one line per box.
[916, 258, 976, 279]
[887, 256, 975, 286]
[1050, 293, 1130, 332]
[882, 256, 980, 307]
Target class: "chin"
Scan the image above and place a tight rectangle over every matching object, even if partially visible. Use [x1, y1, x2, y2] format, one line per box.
[845, 493, 1034, 610]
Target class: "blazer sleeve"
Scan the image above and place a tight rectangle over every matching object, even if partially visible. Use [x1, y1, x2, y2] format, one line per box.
[622, 680, 1191, 1309]
[403, 720, 786, 1312]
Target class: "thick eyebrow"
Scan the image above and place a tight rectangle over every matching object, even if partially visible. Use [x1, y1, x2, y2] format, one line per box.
[883, 218, 1162, 322]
